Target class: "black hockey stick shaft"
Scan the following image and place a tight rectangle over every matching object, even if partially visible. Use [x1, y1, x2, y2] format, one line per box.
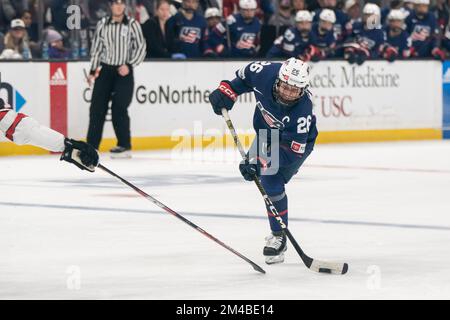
[221, 109, 348, 274]
[97, 163, 266, 274]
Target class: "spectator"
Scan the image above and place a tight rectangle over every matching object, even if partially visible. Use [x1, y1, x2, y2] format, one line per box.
[0, 19, 32, 59]
[268, 0, 295, 31]
[443, 23, 450, 55]
[46, 29, 70, 59]
[165, 0, 208, 58]
[203, 7, 228, 57]
[382, 9, 411, 61]
[0, 0, 27, 33]
[292, 0, 308, 12]
[267, 10, 314, 59]
[142, 0, 172, 57]
[198, 0, 221, 14]
[21, 10, 41, 57]
[226, 0, 261, 57]
[313, 0, 349, 43]
[88, 0, 111, 26]
[406, 0, 445, 60]
[432, 0, 450, 33]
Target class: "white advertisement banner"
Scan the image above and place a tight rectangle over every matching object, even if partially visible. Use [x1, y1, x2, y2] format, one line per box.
[67, 60, 442, 140]
[0, 62, 50, 142]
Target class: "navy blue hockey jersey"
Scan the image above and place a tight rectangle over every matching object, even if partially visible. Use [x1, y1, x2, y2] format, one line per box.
[266, 27, 311, 58]
[313, 8, 349, 43]
[405, 11, 439, 57]
[384, 26, 411, 58]
[226, 13, 261, 58]
[310, 23, 337, 56]
[347, 21, 386, 57]
[165, 11, 208, 57]
[229, 61, 318, 167]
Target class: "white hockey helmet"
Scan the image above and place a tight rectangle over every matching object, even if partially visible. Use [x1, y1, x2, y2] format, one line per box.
[205, 7, 221, 19]
[295, 10, 313, 22]
[278, 58, 310, 89]
[387, 9, 405, 21]
[363, 3, 381, 16]
[415, 0, 430, 5]
[239, 0, 257, 10]
[319, 9, 336, 24]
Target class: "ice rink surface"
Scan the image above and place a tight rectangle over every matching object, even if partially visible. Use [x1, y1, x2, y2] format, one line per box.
[1, 140, 450, 300]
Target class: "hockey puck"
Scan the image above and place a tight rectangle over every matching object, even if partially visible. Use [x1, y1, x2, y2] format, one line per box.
[318, 268, 332, 273]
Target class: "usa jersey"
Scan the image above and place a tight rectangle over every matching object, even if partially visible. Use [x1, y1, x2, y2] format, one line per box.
[384, 26, 411, 58]
[266, 27, 311, 58]
[227, 13, 261, 58]
[313, 8, 349, 43]
[229, 61, 318, 166]
[310, 23, 337, 57]
[166, 12, 208, 57]
[406, 11, 439, 57]
[347, 21, 386, 57]
[205, 22, 229, 56]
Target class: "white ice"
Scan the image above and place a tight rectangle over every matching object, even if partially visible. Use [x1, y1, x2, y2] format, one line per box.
[1, 140, 450, 299]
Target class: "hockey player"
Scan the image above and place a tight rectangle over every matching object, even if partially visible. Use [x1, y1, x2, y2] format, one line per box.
[226, 0, 261, 58]
[266, 10, 314, 59]
[203, 7, 228, 57]
[209, 58, 318, 264]
[344, 3, 385, 65]
[309, 9, 338, 60]
[383, 9, 411, 62]
[165, 0, 208, 58]
[405, 0, 445, 60]
[312, 0, 349, 44]
[0, 98, 98, 172]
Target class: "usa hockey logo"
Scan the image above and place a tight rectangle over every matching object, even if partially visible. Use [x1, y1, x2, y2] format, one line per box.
[256, 102, 285, 130]
[411, 25, 431, 41]
[359, 36, 376, 50]
[180, 27, 201, 44]
[236, 33, 256, 50]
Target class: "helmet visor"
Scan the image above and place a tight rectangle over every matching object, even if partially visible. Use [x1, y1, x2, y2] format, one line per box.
[277, 81, 303, 104]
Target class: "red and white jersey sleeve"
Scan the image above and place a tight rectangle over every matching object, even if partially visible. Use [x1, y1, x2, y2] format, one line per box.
[0, 109, 65, 152]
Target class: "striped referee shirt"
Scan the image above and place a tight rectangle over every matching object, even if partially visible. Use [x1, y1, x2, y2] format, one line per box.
[90, 15, 146, 74]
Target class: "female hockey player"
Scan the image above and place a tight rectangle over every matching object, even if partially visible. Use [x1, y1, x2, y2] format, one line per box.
[209, 58, 318, 264]
[0, 98, 98, 172]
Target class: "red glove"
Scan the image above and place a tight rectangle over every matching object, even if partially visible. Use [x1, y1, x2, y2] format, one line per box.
[432, 47, 446, 61]
[383, 46, 399, 62]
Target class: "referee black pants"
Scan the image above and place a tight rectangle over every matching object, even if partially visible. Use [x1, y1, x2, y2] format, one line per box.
[87, 64, 134, 150]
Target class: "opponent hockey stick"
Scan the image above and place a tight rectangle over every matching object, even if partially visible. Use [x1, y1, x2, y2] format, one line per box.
[97, 163, 266, 274]
[221, 108, 348, 275]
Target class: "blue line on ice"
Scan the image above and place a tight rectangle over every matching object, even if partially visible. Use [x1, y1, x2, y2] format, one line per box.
[0, 201, 449, 232]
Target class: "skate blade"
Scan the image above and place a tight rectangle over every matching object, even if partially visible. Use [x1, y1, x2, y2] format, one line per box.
[110, 152, 132, 159]
[265, 254, 285, 265]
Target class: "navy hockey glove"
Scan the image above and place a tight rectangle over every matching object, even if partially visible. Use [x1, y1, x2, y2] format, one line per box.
[239, 157, 264, 181]
[209, 80, 238, 115]
[61, 138, 99, 172]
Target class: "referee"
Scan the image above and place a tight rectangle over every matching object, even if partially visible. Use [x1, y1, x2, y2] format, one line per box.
[87, 0, 146, 158]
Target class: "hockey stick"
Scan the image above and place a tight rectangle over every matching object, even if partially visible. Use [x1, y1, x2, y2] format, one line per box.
[221, 109, 348, 275]
[97, 163, 266, 274]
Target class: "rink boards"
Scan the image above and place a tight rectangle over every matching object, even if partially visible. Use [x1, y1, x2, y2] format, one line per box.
[0, 60, 445, 156]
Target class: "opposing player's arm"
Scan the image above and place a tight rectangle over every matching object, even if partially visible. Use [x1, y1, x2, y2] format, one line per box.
[0, 100, 98, 172]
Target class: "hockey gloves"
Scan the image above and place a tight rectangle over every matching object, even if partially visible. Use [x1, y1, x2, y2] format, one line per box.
[383, 45, 399, 62]
[432, 47, 446, 61]
[209, 80, 238, 115]
[239, 157, 264, 181]
[61, 138, 99, 172]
